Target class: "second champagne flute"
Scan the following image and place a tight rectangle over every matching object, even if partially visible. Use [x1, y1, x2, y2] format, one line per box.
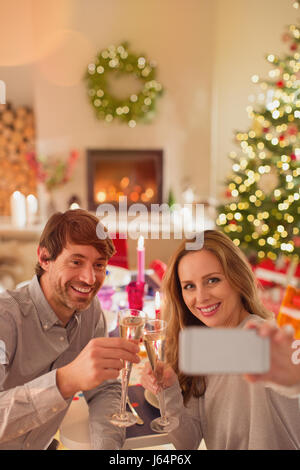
[143, 319, 179, 433]
[109, 308, 146, 427]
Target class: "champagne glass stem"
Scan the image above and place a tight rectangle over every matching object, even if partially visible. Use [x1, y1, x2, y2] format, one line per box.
[120, 365, 131, 416]
[158, 388, 169, 424]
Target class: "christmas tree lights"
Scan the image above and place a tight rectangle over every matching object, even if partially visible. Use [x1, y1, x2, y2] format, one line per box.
[217, 19, 300, 263]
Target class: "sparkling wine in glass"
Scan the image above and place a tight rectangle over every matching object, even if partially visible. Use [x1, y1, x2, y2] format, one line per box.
[109, 308, 146, 427]
[143, 319, 179, 433]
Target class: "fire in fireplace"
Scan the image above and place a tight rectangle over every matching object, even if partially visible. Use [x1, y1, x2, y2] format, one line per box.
[87, 149, 163, 210]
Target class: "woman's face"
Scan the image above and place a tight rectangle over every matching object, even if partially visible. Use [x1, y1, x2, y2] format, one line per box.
[178, 249, 248, 328]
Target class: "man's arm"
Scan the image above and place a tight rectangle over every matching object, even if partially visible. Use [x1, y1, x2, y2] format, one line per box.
[81, 306, 125, 450]
[83, 378, 125, 450]
[0, 366, 68, 444]
[55, 307, 139, 450]
[0, 312, 68, 444]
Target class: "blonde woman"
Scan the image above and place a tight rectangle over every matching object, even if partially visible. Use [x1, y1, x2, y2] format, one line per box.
[141, 230, 300, 449]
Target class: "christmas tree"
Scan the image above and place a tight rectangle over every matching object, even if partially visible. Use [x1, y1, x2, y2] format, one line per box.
[216, 16, 300, 265]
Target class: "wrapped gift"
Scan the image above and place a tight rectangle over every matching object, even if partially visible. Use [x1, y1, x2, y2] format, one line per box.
[253, 258, 300, 288]
[277, 285, 300, 339]
[253, 258, 300, 316]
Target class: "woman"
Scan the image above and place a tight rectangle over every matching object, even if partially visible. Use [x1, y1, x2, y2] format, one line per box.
[141, 230, 300, 449]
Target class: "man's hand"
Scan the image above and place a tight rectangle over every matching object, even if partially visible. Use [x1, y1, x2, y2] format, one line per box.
[243, 320, 300, 387]
[56, 337, 140, 399]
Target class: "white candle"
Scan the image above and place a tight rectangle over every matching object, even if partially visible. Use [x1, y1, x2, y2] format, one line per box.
[137, 235, 145, 283]
[155, 291, 161, 319]
[183, 188, 195, 204]
[138, 235, 144, 251]
[10, 191, 26, 227]
[155, 291, 160, 309]
[26, 194, 38, 225]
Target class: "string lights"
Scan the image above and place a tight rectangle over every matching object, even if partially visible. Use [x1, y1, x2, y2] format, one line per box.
[84, 42, 163, 126]
[217, 21, 300, 262]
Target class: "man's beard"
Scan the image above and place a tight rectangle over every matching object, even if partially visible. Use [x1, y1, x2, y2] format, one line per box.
[56, 280, 101, 312]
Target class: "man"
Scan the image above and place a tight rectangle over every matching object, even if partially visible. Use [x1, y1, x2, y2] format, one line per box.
[0, 209, 140, 450]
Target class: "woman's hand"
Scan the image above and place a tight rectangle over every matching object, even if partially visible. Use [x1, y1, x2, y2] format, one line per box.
[243, 320, 300, 387]
[140, 361, 177, 394]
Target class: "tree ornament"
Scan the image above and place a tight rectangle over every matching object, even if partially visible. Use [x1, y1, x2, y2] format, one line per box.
[84, 42, 163, 126]
[252, 119, 263, 136]
[257, 169, 279, 195]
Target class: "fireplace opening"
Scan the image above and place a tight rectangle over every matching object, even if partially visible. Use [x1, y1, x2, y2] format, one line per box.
[87, 149, 163, 211]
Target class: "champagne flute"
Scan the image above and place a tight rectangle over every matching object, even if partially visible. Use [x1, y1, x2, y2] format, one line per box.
[109, 308, 146, 427]
[143, 319, 179, 433]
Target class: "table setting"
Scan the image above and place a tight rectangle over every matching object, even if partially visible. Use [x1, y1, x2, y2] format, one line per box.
[98, 236, 161, 332]
[99, 235, 164, 416]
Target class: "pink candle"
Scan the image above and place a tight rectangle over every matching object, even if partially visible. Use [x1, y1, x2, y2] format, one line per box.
[137, 235, 145, 283]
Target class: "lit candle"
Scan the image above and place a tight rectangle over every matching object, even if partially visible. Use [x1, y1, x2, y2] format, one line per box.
[26, 194, 38, 225]
[155, 291, 161, 319]
[10, 191, 26, 227]
[137, 235, 145, 283]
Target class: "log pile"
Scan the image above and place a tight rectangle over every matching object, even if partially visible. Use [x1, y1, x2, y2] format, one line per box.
[0, 102, 36, 216]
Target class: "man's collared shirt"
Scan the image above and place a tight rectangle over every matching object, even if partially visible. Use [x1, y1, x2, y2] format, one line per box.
[0, 276, 124, 450]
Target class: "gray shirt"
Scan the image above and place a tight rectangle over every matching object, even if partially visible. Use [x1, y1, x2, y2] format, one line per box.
[163, 315, 300, 450]
[0, 275, 125, 450]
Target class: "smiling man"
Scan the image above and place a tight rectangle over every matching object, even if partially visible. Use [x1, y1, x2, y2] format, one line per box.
[38, 242, 107, 326]
[0, 209, 140, 450]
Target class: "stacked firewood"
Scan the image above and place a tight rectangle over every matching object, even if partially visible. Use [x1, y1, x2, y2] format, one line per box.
[0, 102, 36, 216]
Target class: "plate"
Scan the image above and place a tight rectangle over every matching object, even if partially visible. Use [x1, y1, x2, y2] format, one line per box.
[144, 389, 160, 409]
[104, 265, 131, 288]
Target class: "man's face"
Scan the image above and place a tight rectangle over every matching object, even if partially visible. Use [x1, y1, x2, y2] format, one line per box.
[40, 242, 107, 316]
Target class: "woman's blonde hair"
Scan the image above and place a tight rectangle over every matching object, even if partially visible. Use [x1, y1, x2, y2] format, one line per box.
[162, 230, 272, 405]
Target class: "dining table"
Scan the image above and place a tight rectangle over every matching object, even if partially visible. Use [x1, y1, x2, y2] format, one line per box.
[59, 264, 173, 450]
[59, 383, 172, 450]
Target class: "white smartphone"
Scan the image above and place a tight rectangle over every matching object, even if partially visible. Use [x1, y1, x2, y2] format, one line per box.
[179, 327, 270, 375]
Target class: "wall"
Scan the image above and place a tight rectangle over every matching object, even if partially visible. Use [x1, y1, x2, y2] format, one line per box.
[30, 0, 215, 210]
[0, 0, 297, 212]
[211, 0, 297, 201]
[0, 0, 35, 106]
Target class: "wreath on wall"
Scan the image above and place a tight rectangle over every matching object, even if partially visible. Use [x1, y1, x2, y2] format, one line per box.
[84, 42, 163, 127]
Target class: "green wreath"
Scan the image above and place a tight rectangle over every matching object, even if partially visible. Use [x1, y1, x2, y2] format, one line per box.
[84, 42, 163, 127]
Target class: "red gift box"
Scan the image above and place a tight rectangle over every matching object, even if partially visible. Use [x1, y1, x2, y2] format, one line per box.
[252, 258, 300, 316]
[253, 258, 300, 288]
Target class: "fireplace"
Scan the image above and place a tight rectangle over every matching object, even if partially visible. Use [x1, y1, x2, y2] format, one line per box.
[87, 149, 163, 211]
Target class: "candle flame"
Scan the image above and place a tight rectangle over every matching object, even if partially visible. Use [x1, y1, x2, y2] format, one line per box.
[12, 191, 23, 199]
